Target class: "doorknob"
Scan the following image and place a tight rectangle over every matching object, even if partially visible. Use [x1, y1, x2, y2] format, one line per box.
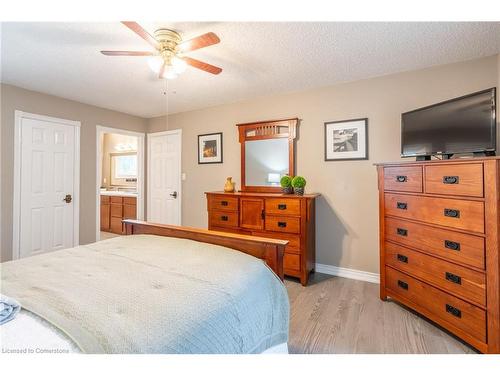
[170, 191, 178, 199]
[62, 194, 72, 203]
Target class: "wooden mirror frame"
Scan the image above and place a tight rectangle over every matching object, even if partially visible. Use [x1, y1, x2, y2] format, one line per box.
[237, 118, 298, 192]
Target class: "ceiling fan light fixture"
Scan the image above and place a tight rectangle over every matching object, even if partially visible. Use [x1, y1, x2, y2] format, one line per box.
[147, 55, 164, 73]
[171, 57, 187, 74]
[103, 23, 222, 78]
[162, 65, 178, 80]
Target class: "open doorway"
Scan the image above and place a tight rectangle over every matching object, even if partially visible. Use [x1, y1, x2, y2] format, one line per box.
[96, 126, 145, 241]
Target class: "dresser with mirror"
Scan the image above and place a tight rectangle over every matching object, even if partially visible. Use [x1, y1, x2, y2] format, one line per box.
[205, 118, 319, 285]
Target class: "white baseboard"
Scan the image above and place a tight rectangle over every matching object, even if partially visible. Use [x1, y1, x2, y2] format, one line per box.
[315, 263, 380, 284]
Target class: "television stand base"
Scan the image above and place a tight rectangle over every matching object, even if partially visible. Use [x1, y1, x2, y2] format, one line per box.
[415, 154, 453, 161]
[415, 152, 495, 161]
[416, 155, 431, 161]
[473, 151, 496, 157]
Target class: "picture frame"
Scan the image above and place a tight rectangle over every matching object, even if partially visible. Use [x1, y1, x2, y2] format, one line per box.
[324, 118, 368, 161]
[198, 132, 223, 164]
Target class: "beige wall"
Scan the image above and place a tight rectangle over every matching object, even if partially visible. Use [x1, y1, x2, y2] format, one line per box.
[148, 55, 499, 274]
[0, 84, 147, 261]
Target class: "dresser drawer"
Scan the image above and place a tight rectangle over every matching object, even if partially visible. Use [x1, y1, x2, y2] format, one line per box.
[209, 210, 239, 228]
[385, 193, 484, 233]
[425, 163, 484, 197]
[284, 253, 301, 271]
[110, 203, 123, 218]
[386, 267, 486, 343]
[253, 232, 301, 252]
[265, 198, 300, 216]
[265, 215, 300, 234]
[208, 195, 239, 211]
[384, 166, 423, 193]
[385, 242, 486, 306]
[385, 217, 485, 269]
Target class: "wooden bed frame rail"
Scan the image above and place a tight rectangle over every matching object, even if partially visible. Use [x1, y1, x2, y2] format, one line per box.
[123, 220, 286, 280]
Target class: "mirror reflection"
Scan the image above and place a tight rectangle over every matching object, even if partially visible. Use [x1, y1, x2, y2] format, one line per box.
[245, 138, 289, 186]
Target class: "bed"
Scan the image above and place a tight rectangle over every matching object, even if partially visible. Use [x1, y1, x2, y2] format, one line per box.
[0, 220, 289, 354]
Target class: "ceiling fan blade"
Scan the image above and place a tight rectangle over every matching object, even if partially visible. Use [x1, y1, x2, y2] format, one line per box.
[159, 63, 166, 79]
[178, 32, 220, 52]
[183, 57, 222, 75]
[101, 51, 155, 56]
[121, 21, 158, 49]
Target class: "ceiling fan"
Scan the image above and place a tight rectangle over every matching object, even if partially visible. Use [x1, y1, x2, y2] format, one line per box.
[101, 21, 222, 79]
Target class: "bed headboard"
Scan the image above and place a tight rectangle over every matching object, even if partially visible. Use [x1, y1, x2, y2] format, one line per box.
[123, 220, 286, 280]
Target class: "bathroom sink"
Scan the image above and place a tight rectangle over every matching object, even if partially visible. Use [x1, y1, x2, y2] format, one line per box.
[100, 190, 138, 197]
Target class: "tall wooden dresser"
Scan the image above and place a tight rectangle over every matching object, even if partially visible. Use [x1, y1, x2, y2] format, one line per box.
[376, 158, 500, 353]
[206, 191, 319, 285]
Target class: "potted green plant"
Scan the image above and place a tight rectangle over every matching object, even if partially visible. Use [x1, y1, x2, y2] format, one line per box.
[280, 175, 293, 194]
[291, 176, 307, 196]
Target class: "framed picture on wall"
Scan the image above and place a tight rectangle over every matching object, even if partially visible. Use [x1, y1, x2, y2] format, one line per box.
[324, 118, 368, 161]
[198, 132, 223, 164]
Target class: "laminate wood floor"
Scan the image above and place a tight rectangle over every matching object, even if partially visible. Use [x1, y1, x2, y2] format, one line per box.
[285, 273, 477, 354]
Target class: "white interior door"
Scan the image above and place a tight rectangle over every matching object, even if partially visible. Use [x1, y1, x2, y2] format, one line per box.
[147, 130, 182, 225]
[15, 112, 80, 259]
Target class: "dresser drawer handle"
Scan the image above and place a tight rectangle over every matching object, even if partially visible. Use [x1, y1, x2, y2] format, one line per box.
[220, 215, 229, 221]
[445, 272, 462, 285]
[397, 280, 408, 290]
[443, 176, 459, 184]
[396, 202, 407, 210]
[278, 204, 287, 210]
[444, 208, 460, 218]
[396, 175, 407, 183]
[397, 254, 408, 263]
[444, 240, 461, 251]
[220, 201, 229, 206]
[277, 222, 287, 228]
[446, 304, 462, 318]
[397, 228, 408, 236]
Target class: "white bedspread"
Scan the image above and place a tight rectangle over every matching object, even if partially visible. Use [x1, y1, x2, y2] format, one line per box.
[1, 235, 289, 354]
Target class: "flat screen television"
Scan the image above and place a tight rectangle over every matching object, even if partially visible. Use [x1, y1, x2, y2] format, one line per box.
[401, 88, 497, 159]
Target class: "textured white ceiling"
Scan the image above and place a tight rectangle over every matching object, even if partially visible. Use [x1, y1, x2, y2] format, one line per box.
[1, 22, 499, 118]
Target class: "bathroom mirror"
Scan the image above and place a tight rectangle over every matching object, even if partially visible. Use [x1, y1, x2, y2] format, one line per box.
[110, 152, 138, 187]
[237, 118, 298, 192]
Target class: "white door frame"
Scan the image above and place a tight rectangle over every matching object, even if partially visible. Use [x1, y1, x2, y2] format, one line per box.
[147, 129, 182, 225]
[96, 126, 145, 240]
[13, 110, 81, 260]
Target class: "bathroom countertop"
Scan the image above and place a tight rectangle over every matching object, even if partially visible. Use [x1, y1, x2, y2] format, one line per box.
[100, 191, 138, 197]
